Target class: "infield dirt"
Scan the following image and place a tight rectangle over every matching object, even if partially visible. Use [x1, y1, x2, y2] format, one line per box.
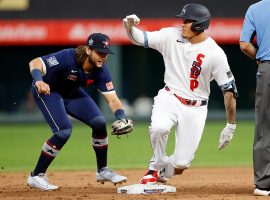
[0, 167, 261, 200]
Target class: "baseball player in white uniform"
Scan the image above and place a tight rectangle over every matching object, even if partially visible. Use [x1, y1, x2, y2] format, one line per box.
[123, 3, 238, 184]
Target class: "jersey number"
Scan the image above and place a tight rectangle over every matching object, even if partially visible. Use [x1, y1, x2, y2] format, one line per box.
[190, 53, 205, 91]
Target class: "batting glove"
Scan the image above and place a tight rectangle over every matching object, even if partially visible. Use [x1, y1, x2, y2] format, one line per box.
[123, 14, 140, 29]
[218, 123, 236, 150]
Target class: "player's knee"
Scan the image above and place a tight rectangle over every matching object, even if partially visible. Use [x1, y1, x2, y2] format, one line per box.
[149, 124, 170, 138]
[54, 127, 72, 140]
[89, 116, 107, 134]
[173, 160, 191, 170]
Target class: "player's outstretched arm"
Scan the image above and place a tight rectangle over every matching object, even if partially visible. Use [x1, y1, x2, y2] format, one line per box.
[123, 14, 144, 46]
[102, 92, 124, 115]
[218, 91, 236, 150]
[102, 92, 134, 136]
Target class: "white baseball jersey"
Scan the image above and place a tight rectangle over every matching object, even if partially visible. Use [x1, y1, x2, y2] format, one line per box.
[127, 24, 236, 173]
[146, 27, 234, 100]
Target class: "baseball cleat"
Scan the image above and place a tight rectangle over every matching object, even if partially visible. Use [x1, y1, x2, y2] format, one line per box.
[96, 167, 127, 185]
[158, 168, 169, 184]
[140, 170, 158, 184]
[27, 173, 59, 191]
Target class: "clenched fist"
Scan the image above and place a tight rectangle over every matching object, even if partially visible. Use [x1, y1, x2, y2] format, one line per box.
[123, 14, 140, 29]
[35, 81, 50, 95]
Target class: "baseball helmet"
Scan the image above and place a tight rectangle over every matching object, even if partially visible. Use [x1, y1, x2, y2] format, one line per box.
[175, 4, 211, 32]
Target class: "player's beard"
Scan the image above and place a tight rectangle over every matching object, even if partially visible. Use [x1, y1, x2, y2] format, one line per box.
[88, 53, 102, 68]
[88, 55, 96, 68]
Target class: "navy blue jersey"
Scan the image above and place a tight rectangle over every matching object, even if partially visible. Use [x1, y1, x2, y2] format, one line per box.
[40, 48, 114, 97]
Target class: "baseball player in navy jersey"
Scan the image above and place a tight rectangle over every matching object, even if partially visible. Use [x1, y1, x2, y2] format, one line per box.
[123, 4, 238, 184]
[27, 33, 132, 190]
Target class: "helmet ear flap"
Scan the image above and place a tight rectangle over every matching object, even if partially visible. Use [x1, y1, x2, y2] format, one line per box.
[191, 22, 201, 32]
[191, 21, 208, 32]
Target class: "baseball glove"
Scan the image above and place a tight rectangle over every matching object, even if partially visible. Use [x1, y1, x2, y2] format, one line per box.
[111, 118, 134, 137]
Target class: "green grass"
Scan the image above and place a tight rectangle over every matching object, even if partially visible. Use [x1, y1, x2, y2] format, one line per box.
[193, 120, 254, 166]
[0, 120, 254, 172]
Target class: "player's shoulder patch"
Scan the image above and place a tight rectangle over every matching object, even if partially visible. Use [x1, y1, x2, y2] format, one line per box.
[226, 71, 233, 78]
[46, 56, 59, 67]
[106, 81, 114, 90]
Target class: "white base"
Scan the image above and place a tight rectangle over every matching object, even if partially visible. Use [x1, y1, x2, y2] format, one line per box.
[117, 184, 176, 194]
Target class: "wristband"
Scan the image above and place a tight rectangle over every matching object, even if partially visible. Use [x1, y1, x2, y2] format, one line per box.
[226, 123, 236, 129]
[114, 109, 126, 119]
[31, 69, 43, 83]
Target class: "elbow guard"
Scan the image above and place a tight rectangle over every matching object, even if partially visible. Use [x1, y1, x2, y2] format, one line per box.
[220, 79, 239, 98]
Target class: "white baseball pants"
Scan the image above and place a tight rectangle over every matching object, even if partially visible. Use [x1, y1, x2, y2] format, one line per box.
[148, 88, 208, 171]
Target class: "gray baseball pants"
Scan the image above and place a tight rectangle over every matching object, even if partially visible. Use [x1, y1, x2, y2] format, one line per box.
[254, 62, 270, 189]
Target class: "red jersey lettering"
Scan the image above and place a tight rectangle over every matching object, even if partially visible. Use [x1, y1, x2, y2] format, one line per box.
[189, 53, 205, 91]
[190, 80, 199, 91]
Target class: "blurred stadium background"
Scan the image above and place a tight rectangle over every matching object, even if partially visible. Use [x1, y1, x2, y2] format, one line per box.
[0, 0, 257, 123]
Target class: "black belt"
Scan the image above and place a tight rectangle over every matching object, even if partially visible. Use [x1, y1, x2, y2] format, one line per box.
[257, 60, 270, 64]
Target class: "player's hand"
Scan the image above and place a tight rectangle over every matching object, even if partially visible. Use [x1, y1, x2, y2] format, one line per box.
[35, 81, 50, 95]
[123, 14, 140, 29]
[218, 123, 236, 150]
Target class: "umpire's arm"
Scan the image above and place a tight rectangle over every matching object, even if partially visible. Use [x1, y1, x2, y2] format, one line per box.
[239, 41, 257, 60]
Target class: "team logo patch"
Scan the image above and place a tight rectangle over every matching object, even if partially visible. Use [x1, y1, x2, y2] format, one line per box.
[182, 8, 186, 14]
[88, 38, 94, 46]
[106, 81, 114, 90]
[103, 40, 110, 48]
[46, 56, 59, 67]
[226, 71, 233, 78]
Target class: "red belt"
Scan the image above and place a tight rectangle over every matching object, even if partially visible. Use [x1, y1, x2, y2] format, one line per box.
[165, 86, 207, 106]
